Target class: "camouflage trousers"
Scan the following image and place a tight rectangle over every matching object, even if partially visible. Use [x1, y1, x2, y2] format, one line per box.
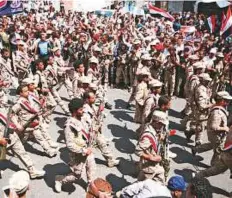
[138, 163, 165, 184]
[196, 150, 232, 178]
[195, 133, 226, 166]
[115, 65, 128, 85]
[61, 153, 96, 184]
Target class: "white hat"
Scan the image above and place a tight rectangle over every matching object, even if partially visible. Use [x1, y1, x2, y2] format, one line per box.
[216, 52, 224, 58]
[17, 40, 26, 46]
[52, 47, 60, 53]
[133, 39, 141, 45]
[46, 30, 53, 34]
[209, 48, 217, 54]
[21, 78, 35, 85]
[93, 46, 102, 52]
[9, 171, 30, 195]
[149, 79, 163, 88]
[80, 76, 91, 84]
[141, 54, 152, 61]
[89, 57, 99, 64]
[188, 55, 199, 60]
[150, 39, 160, 46]
[217, 91, 232, 100]
[198, 73, 212, 81]
[152, 110, 168, 125]
[89, 83, 97, 91]
[193, 62, 205, 69]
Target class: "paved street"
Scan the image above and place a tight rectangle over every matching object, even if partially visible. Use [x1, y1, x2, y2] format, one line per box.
[0, 88, 232, 198]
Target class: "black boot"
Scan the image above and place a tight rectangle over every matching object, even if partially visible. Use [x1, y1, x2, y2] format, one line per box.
[105, 102, 112, 110]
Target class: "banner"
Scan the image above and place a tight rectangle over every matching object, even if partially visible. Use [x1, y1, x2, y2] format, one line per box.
[0, 0, 23, 16]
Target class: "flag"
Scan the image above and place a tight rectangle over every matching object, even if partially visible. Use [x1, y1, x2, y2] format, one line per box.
[207, 15, 216, 33]
[220, 7, 232, 37]
[148, 2, 174, 21]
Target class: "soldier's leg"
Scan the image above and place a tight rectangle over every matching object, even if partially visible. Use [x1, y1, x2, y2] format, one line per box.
[95, 133, 119, 167]
[170, 73, 176, 97]
[195, 159, 228, 178]
[52, 89, 69, 114]
[195, 120, 206, 145]
[85, 153, 96, 183]
[32, 127, 57, 157]
[115, 66, 122, 85]
[210, 136, 226, 166]
[64, 77, 74, 99]
[11, 135, 45, 178]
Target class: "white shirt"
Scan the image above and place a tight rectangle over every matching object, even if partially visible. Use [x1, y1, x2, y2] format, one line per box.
[120, 179, 172, 198]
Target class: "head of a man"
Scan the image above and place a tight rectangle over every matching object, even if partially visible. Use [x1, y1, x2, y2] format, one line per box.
[167, 175, 186, 198]
[186, 177, 212, 198]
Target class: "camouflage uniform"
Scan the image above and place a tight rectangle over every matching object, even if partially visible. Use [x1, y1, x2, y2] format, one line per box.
[193, 75, 212, 144]
[0, 112, 45, 178]
[54, 54, 73, 98]
[83, 103, 119, 167]
[11, 96, 57, 157]
[135, 124, 165, 183]
[194, 105, 228, 166]
[56, 116, 96, 185]
[196, 126, 232, 178]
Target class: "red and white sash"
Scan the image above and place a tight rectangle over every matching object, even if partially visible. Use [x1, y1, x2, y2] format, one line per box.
[141, 131, 158, 153]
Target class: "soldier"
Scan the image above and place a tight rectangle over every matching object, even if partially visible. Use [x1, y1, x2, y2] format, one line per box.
[115, 43, 129, 88]
[195, 124, 232, 179]
[135, 110, 168, 183]
[45, 55, 70, 115]
[193, 73, 213, 146]
[192, 91, 232, 166]
[72, 60, 85, 98]
[0, 48, 18, 88]
[150, 43, 165, 81]
[0, 112, 45, 179]
[182, 62, 205, 140]
[11, 85, 58, 157]
[22, 78, 58, 148]
[163, 47, 180, 97]
[53, 47, 74, 99]
[55, 98, 96, 193]
[142, 79, 163, 124]
[33, 59, 57, 125]
[83, 91, 119, 167]
[134, 70, 150, 124]
[12, 40, 33, 83]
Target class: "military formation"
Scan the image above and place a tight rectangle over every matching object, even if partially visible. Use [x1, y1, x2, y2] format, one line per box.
[0, 1, 232, 197]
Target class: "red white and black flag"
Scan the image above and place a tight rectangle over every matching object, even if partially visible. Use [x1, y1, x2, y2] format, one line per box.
[207, 15, 216, 33]
[148, 2, 174, 21]
[220, 7, 232, 37]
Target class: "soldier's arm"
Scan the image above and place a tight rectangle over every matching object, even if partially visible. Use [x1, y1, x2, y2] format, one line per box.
[196, 89, 212, 110]
[210, 111, 228, 132]
[135, 85, 145, 106]
[64, 124, 86, 154]
[11, 103, 24, 131]
[143, 98, 154, 119]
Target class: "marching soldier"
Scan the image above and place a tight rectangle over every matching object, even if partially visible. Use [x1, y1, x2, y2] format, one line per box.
[0, 112, 45, 179]
[55, 98, 96, 193]
[135, 110, 168, 183]
[163, 47, 180, 97]
[22, 78, 58, 148]
[11, 85, 58, 157]
[12, 40, 33, 83]
[0, 48, 18, 88]
[193, 73, 213, 146]
[134, 70, 150, 124]
[53, 47, 74, 99]
[45, 55, 70, 115]
[72, 60, 85, 98]
[192, 91, 232, 166]
[195, 123, 232, 179]
[83, 91, 119, 167]
[142, 79, 163, 124]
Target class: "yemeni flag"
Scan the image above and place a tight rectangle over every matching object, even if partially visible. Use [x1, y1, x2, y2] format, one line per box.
[220, 7, 232, 37]
[148, 2, 174, 21]
[207, 15, 216, 33]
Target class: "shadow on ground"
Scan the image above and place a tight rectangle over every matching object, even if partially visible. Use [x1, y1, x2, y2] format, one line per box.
[170, 147, 210, 169]
[110, 110, 134, 122]
[106, 173, 131, 192]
